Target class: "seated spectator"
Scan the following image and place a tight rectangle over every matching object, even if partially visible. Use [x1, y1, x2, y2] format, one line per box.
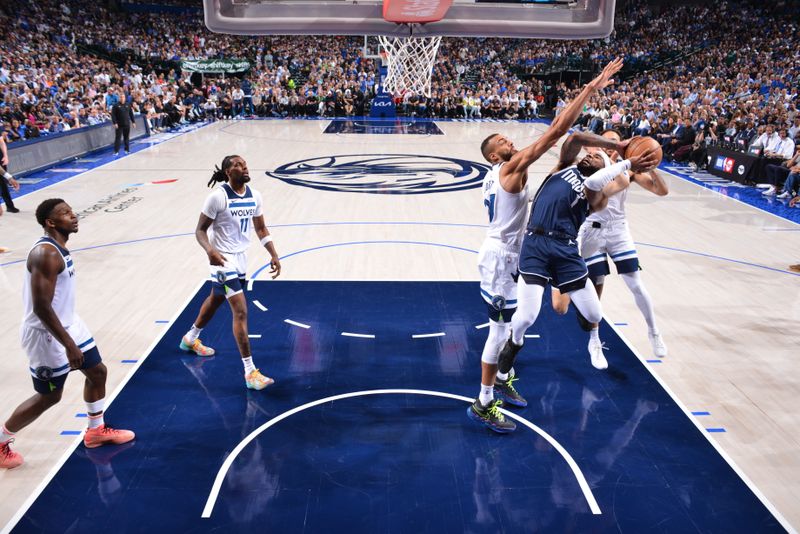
[764, 128, 795, 162]
[24, 119, 40, 139]
[632, 113, 651, 136]
[762, 148, 800, 197]
[665, 118, 696, 161]
[751, 124, 779, 153]
[736, 122, 758, 151]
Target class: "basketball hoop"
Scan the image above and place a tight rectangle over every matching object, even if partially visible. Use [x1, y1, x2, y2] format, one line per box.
[377, 35, 442, 98]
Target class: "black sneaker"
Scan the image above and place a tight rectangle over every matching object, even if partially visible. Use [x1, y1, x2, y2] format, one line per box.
[494, 375, 527, 407]
[575, 306, 592, 332]
[467, 399, 516, 433]
[6, 207, 19, 213]
[497, 337, 523, 375]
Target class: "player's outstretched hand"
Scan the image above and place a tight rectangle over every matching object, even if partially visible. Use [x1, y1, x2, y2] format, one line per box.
[269, 256, 281, 279]
[590, 58, 624, 91]
[616, 138, 632, 156]
[630, 147, 660, 173]
[790, 196, 800, 208]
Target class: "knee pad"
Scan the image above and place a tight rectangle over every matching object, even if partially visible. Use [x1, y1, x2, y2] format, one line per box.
[481, 321, 510, 364]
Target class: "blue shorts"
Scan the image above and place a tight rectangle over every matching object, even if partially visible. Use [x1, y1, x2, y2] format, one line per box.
[518, 234, 588, 292]
[211, 273, 246, 299]
[31, 346, 103, 395]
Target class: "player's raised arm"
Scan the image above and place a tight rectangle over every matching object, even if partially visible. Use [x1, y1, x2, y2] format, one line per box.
[500, 58, 624, 191]
[556, 131, 629, 171]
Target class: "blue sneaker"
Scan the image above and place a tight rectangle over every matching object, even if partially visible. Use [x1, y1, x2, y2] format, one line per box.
[467, 399, 516, 433]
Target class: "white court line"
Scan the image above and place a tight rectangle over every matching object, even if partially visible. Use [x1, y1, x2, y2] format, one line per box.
[46, 168, 89, 172]
[524, 334, 540, 339]
[412, 332, 445, 339]
[341, 332, 376, 339]
[248, 334, 262, 339]
[474, 322, 490, 329]
[252, 300, 268, 312]
[284, 319, 310, 329]
[0, 279, 208, 534]
[200, 389, 601, 518]
[605, 321, 796, 533]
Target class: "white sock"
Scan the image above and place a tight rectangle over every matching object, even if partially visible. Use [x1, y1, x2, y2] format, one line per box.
[1, 425, 15, 443]
[479, 384, 494, 406]
[185, 325, 202, 343]
[87, 414, 104, 429]
[242, 356, 256, 374]
[649, 328, 660, 336]
[496, 370, 509, 381]
[86, 398, 105, 429]
[589, 327, 600, 343]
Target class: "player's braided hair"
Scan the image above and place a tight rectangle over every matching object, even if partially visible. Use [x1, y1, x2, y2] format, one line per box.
[208, 155, 240, 187]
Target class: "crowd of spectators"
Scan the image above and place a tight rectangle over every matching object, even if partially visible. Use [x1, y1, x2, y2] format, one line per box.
[1, 0, 798, 190]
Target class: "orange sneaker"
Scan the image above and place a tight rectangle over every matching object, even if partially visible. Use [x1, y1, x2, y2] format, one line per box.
[245, 369, 274, 390]
[83, 425, 136, 449]
[179, 336, 216, 357]
[1, 439, 24, 469]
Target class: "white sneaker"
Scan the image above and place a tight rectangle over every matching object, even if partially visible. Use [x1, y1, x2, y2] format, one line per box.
[761, 186, 776, 196]
[649, 332, 668, 358]
[688, 162, 697, 172]
[777, 191, 791, 199]
[588, 339, 608, 370]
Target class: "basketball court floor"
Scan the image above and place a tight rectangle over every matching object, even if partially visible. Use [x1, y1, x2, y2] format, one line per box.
[0, 118, 798, 532]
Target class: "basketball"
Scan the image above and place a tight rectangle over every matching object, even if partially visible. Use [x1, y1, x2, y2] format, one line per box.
[624, 136, 663, 166]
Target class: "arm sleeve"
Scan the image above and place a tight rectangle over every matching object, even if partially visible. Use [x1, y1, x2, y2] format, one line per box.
[201, 189, 224, 219]
[584, 160, 632, 192]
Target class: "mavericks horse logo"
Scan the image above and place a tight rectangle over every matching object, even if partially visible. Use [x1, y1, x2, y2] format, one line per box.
[266, 154, 490, 194]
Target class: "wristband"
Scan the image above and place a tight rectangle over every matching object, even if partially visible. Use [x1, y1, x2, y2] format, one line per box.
[260, 235, 273, 246]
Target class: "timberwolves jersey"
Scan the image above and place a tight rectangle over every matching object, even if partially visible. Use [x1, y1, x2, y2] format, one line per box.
[527, 165, 588, 238]
[22, 237, 76, 329]
[202, 183, 264, 254]
[482, 163, 529, 251]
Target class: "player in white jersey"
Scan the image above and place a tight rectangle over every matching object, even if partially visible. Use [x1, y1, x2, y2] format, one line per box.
[469, 58, 625, 433]
[1, 199, 134, 470]
[577, 129, 669, 361]
[179, 155, 281, 391]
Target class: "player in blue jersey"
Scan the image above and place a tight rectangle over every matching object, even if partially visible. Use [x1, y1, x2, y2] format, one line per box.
[469, 59, 625, 433]
[179, 155, 281, 391]
[496, 133, 659, 374]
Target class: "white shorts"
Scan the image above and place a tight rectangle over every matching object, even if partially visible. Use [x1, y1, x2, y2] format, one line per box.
[209, 251, 248, 298]
[478, 240, 519, 315]
[20, 316, 96, 378]
[578, 219, 640, 279]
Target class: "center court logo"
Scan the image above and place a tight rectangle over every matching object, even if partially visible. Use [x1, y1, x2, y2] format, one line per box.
[266, 154, 491, 194]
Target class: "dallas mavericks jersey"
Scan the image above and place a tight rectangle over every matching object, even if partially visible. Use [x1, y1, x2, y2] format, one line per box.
[202, 183, 264, 254]
[482, 163, 529, 250]
[527, 165, 588, 238]
[22, 237, 76, 329]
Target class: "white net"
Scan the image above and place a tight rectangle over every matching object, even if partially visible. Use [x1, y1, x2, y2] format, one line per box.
[377, 35, 442, 98]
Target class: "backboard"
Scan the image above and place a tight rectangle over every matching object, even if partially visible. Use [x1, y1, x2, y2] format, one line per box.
[203, 0, 616, 40]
